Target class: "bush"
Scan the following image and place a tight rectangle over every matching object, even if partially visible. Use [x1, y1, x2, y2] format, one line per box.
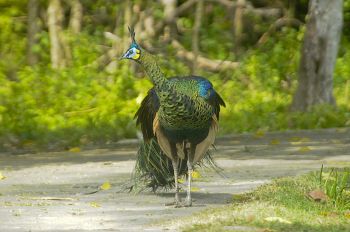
[0, 6, 349, 150]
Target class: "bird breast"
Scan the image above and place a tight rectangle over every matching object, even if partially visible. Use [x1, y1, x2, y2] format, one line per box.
[158, 95, 213, 130]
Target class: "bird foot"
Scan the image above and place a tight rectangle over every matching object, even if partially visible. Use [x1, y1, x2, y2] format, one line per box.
[165, 199, 192, 208]
[165, 201, 182, 208]
[165, 192, 182, 207]
[184, 198, 192, 207]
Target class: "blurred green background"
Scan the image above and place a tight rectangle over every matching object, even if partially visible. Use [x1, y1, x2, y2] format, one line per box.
[0, 0, 349, 151]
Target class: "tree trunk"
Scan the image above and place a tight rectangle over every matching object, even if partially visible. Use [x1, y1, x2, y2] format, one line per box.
[286, 0, 296, 18]
[162, 0, 177, 39]
[291, 0, 343, 111]
[144, 9, 155, 38]
[191, 0, 203, 73]
[27, 0, 39, 66]
[123, 0, 132, 51]
[69, 0, 83, 34]
[233, 0, 245, 55]
[48, 0, 66, 69]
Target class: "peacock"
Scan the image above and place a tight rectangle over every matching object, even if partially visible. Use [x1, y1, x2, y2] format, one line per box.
[121, 27, 225, 207]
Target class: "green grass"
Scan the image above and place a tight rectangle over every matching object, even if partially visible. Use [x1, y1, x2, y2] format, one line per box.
[172, 170, 350, 232]
[320, 166, 350, 210]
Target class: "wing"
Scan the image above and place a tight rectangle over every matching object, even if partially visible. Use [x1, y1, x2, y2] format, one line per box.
[193, 86, 225, 163]
[207, 89, 226, 120]
[134, 77, 226, 141]
[185, 75, 226, 120]
[134, 88, 159, 141]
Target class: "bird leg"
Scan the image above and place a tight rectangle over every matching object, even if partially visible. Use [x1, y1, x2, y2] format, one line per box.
[165, 150, 182, 207]
[172, 158, 181, 206]
[185, 144, 195, 207]
[185, 159, 193, 207]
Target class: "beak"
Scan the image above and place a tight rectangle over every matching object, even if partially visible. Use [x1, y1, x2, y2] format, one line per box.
[119, 52, 128, 60]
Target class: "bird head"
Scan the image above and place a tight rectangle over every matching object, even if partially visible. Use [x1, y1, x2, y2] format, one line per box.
[121, 27, 141, 61]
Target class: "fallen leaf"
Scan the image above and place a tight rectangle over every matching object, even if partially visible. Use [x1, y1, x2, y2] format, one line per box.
[289, 136, 301, 142]
[100, 181, 111, 190]
[289, 137, 310, 145]
[254, 130, 265, 138]
[308, 189, 328, 202]
[0, 172, 6, 180]
[191, 170, 201, 179]
[264, 217, 292, 224]
[269, 139, 280, 145]
[90, 202, 101, 208]
[331, 139, 342, 144]
[69, 147, 81, 152]
[319, 211, 328, 216]
[344, 211, 350, 219]
[300, 137, 310, 142]
[246, 214, 255, 222]
[298, 146, 311, 152]
[336, 128, 348, 133]
[191, 187, 200, 192]
[320, 211, 338, 217]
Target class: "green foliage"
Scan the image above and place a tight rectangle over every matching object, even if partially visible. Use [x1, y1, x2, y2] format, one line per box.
[214, 28, 350, 134]
[0, 63, 140, 148]
[319, 166, 350, 210]
[0, 2, 350, 150]
[344, 0, 350, 34]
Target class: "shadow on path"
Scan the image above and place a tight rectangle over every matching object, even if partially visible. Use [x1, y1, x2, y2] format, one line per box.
[0, 128, 349, 231]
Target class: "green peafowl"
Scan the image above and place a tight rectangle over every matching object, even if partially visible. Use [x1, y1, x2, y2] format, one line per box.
[121, 27, 225, 207]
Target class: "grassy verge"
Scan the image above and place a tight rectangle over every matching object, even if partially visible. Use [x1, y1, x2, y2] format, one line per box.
[174, 169, 350, 232]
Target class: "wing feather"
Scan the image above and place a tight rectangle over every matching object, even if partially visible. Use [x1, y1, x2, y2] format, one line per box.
[134, 76, 226, 142]
[134, 88, 159, 141]
[207, 90, 226, 120]
[193, 115, 218, 163]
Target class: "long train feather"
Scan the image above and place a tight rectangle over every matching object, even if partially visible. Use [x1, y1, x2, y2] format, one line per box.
[128, 138, 221, 193]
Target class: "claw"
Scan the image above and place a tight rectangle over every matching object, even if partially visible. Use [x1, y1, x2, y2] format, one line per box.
[165, 200, 182, 207]
[184, 198, 192, 207]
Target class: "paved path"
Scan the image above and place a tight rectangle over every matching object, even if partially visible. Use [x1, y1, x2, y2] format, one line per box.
[0, 128, 349, 231]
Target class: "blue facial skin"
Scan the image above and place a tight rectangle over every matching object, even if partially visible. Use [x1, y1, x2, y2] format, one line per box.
[122, 42, 141, 60]
[198, 80, 214, 99]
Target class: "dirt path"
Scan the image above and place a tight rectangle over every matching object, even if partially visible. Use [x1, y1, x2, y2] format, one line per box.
[0, 128, 349, 231]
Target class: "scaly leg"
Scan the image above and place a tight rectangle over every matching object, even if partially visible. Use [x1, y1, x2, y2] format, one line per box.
[185, 159, 193, 207]
[165, 157, 181, 207]
[172, 158, 181, 206]
[185, 144, 195, 207]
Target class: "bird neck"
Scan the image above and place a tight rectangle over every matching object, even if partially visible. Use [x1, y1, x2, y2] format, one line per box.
[139, 50, 169, 91]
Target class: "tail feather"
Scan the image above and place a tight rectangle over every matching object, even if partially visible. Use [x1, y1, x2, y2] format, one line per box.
[129, 138, 220, 192]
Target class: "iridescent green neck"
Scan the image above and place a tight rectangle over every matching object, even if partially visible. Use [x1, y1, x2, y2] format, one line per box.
[138, 50, 169, 90]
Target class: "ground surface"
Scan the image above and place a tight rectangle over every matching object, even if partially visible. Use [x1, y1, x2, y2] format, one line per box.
[0, 128, 349, 231]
